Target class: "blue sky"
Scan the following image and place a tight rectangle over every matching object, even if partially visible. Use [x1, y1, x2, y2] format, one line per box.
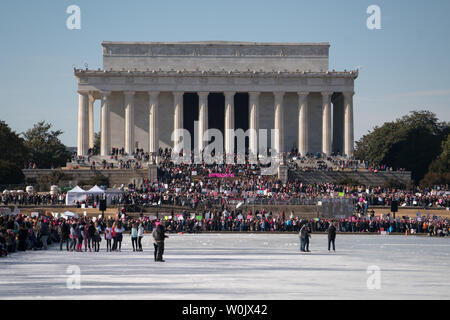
[1, 0, 449, 147]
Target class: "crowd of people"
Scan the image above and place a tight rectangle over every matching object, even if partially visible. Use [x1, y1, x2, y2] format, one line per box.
[2, 169, 449, 210]
[1, 207, 448, 258]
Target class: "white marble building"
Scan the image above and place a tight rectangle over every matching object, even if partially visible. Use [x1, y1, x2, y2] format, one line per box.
[74, 41, 357, 158]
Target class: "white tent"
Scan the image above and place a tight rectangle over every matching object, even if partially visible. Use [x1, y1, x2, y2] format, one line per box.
[65, 186, 86, 205]
[62, 211, 79, 219]
[87, 185, 106, 194]
[105, 187, 125, 205]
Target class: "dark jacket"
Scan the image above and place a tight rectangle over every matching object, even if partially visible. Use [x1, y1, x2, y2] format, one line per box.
[18, 228, 28, 241]
[87, 225, 96, 238]
[299, 224, 308, 239]
[152, 225, 168, 242]
[40, 222, 50, 236]
[61, 223, 70, 239]
[328, 225, 337, 240]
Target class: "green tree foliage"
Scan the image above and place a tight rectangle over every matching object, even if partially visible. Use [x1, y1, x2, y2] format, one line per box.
[88, 174, 109, 187]
[0, 120, 28, 167]
[355, 111, 449, 183]
[35, 171, 73, 192]
[420, 134, 450, 186]
[79, 174, 110, 188]
[22, 121, 72, 169]
[0, 160, 25, 185]
[93, 132, 100, 155]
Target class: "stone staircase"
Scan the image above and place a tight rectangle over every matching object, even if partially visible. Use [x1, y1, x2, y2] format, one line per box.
[290, 170, 412, 186]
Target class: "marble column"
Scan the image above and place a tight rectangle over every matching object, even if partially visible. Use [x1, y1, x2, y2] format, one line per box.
[248, 92, 260, 157]
[149, 91, 160, 156]
[198, 92, 209, 154]
[297, 92, 309, 156]
[321, 91, 333, 156]
[343, 91, 355, 157]
[224, 92, 236, 155]
[273, 92, 285, 154]
[77, 91, 89, 156]
[124, 91, 135, 155]
[88, 92, 95, 150]
[173, 92, 184, 149]
[100, 91, 111, 156]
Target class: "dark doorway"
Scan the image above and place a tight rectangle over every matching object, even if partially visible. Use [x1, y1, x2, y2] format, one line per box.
[183, 93, 199, 151]
[208, 93, 225, 147]
[234, 93, 249, 153]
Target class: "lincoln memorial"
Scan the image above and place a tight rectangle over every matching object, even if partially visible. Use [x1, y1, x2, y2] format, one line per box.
[74, 41, 357, 160]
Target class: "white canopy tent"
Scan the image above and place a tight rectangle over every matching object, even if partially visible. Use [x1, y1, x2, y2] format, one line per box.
[65, 185, 125, 206]
[65, 186, 87, 205]
[62, 211, 79, 219]
[87, 185, 106, 194]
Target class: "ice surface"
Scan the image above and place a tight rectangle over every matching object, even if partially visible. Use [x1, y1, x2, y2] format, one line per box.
[0, 233, 449, 299]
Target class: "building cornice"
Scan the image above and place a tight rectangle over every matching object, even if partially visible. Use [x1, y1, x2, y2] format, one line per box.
[74, 68, 358, 79]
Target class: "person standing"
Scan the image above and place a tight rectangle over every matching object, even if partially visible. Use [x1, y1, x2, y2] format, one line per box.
[152, 223, 168, 262]
[137, 222, 144, 252]
[18, 223, 28, 251]
[328, 222, 337, 252]
[69, 223, 77, 251]
[131, 223, 138, 252]
[115, 221, 125, 252]
[105, 222, 112, 252]
[39, 218, 50, 250]
[111, 222, 118, 251]
[299, 223, 307, 252]
[87, 222, 96, 252]
[83, 221, 89, 252]
[94, 222, 102, 252]
[304, 225, 311, 252]
[76, 223, 85, 252]
[60, 220, 70, 251]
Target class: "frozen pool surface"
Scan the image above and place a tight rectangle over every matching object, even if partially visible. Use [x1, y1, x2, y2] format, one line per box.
[0, 233, 449, 299]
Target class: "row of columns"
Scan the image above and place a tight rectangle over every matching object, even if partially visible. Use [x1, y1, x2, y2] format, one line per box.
[77, 90, 354, 158]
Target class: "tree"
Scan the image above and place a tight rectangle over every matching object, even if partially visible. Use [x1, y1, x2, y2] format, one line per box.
[22, 121, 71, 169]
[35, 171, 73, 192]
[0, 160, 25, 185]
[0, 120, 28, 167]
[79, 174, 110, 188]
[355, 111, 449, 183]
[420, 134, 450, 186]
[93, 132, 100, 155]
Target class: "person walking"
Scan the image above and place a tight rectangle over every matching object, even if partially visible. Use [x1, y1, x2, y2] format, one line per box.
[299, 223, 307, 252]
[152, 223, 168, 262]
[328, 222, 337, 252]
